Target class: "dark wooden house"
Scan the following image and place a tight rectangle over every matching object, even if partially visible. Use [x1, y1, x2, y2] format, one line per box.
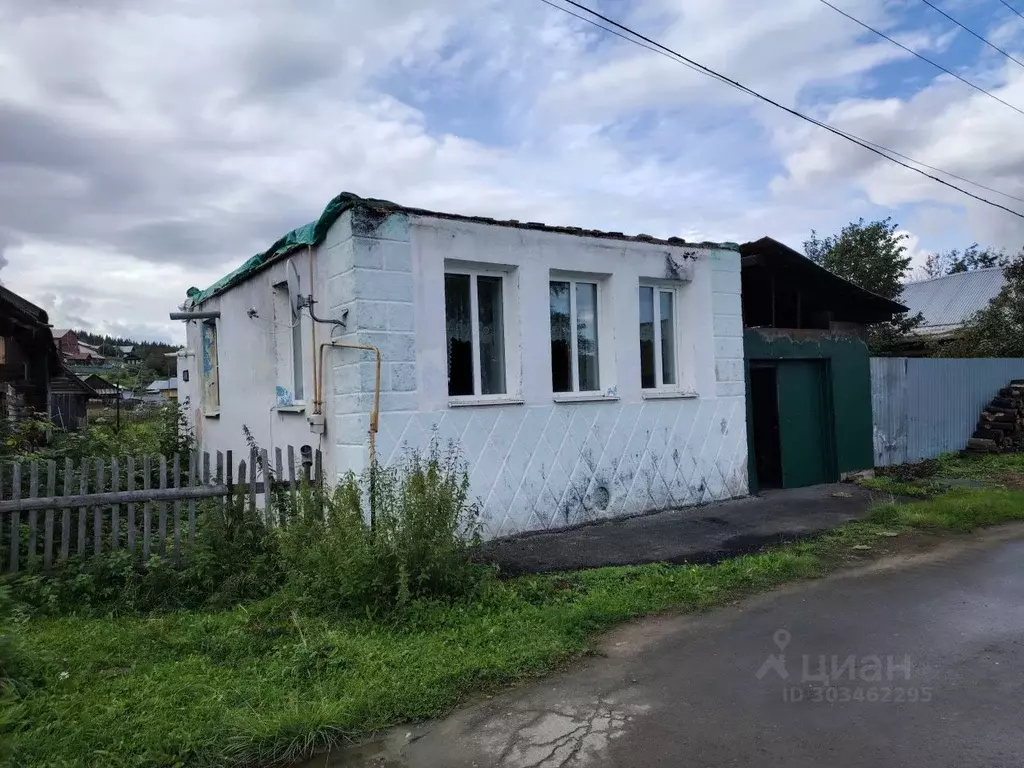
[0, 286, 57, 422]
[740, 237, 905, 491]
[0, 287, 95, 431]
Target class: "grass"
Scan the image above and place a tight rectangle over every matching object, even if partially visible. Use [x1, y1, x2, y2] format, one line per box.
[859, 450, 1024, 497]
[6, 470, 1024, 766]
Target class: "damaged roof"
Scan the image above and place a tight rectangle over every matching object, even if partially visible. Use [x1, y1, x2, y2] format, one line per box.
[187, 192, 740, 305]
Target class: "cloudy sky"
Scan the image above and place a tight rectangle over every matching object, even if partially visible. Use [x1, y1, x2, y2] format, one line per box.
[2, 0, 1024, 343]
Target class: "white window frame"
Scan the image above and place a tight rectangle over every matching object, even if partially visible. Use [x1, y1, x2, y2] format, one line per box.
[549, 273, 612, 398]
[639, 283, 684, 393]
[444, 263, 520, 405]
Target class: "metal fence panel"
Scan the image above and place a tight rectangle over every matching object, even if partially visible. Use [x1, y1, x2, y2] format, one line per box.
[871, 358, 1024, 466]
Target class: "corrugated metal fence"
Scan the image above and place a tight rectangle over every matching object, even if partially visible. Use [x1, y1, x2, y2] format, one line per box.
[871, 358, 1024, 466]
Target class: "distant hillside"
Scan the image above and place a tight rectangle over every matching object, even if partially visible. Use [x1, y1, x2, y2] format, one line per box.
[72, 330, 179, 378]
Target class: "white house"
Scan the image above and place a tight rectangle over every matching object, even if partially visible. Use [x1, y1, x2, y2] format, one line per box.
[176, 193, 748, 537]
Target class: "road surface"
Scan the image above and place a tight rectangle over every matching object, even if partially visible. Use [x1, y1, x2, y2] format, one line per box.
[331, 524, 1024, 767]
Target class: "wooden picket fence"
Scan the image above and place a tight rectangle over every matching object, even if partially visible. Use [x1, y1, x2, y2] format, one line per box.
[0, 446, 322, 574]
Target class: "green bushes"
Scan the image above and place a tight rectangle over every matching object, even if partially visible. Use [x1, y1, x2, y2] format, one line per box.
[278, 440, 488, 616]
[4, 440, 486, 619]
[6, 495, 282, 616]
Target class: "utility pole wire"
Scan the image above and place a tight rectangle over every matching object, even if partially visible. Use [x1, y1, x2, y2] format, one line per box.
[540, 0, 1024, 220]
[818, 0, 1024, 119]
[917, 0, 1024, 69]
[998, 0, 1024, 22]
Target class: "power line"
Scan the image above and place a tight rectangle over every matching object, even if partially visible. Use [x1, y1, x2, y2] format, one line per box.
[540, 0, 1024, 220]
[536, 0, 730, 86]
[998, 0, 1024, 22]
[818, 0, 1024, 119]
[838, 133, 1024, 205]
[917, 0, 1024, 69]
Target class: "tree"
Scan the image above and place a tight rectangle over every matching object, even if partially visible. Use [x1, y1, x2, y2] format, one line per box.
[803, 217, 923, 355]
[922, 243, 1008, 277]
[942, 249, 1024, 358]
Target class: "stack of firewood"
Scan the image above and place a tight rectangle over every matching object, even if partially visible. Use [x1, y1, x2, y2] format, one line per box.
[967, 380, 1024, 453]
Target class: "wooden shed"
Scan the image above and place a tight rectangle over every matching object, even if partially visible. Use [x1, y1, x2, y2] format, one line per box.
[740, 237, 906, 491]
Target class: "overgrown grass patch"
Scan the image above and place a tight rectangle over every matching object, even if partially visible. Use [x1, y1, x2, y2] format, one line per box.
[6, 487, 1024, 767]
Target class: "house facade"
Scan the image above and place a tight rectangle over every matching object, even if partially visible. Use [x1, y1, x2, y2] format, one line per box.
[177, 193, 748, 537]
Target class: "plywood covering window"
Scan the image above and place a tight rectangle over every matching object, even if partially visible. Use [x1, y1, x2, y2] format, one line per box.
[273, 283, 304, 405]
[201, 319, 220, 414]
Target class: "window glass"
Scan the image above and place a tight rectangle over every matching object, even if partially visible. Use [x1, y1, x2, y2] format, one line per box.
[549, 281, 572, 393]
[576, 282, 599, 391]
[477, 276, 506, 395]
[445, 274, 473, 396]
[639, 286, 655, 389]
[660, 290, 676, 386]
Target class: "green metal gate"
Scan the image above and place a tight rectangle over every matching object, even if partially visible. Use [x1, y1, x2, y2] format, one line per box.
[776, 360, 836, 488]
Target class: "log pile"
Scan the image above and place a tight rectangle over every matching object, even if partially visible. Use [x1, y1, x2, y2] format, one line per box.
[966, 380, 1024, 454]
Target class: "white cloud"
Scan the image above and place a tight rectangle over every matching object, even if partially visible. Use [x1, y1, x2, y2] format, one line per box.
[1, 0, 1022, 345]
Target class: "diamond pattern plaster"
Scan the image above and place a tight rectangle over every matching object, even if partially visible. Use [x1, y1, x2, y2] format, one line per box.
[377, 397, 748, 538]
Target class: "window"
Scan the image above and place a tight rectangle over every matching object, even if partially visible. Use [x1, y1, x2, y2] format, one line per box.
[550, 280, 600, 393]
[274, 282, 304, 404]
[201, 320, 220, 413]
[639, 285, 678, 389]
[445, 271, 507, 397]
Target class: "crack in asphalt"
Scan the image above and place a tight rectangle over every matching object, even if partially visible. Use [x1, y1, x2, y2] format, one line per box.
[485, 695, 649, 768]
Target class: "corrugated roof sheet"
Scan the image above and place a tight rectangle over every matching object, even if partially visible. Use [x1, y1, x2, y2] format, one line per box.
[901, 268, 1006, 336]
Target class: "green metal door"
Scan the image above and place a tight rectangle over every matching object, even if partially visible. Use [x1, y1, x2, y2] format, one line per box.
[777, 360, 834, 488]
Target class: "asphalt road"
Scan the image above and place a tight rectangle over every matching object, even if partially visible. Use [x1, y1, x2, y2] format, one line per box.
[333, 525, 1024, 768]
[479, 483, 883, 574]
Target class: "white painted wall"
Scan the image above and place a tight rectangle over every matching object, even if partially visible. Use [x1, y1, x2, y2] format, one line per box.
[180, 247, 326, 471]
[184, 205, 747, 537]
[320, 210, 748, 537]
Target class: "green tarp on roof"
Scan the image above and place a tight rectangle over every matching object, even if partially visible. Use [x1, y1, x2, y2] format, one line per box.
[187, 192, 400, 305]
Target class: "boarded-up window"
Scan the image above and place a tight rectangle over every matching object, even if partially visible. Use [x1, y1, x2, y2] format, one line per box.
[201, 320, 220, 413]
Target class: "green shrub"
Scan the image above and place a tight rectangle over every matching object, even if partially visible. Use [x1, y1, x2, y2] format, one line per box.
[279, 440, 488, 616]
[4, 493, 281, 616]
[0, 584, 28, 696]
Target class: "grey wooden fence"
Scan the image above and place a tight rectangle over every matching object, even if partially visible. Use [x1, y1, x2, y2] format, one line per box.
[0, 446, 322, 574]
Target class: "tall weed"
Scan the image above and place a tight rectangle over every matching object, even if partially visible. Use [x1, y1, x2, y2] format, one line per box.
[279, 440, 487, 616]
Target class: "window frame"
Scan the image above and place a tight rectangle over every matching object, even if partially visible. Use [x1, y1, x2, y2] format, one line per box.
[639, 282, 684, 393]
[273, 281, 306, 408]
[549, 276, 605, 395]
[443, 264, 517, 404]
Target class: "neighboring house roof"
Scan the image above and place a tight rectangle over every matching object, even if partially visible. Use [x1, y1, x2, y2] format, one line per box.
[0, 285, 59, 368]
[146, 378, 178, 392]
[51, 328, 72, 339]
[901, 268, 1006, 338]
[50, 366, 99, 397]
[118, 345, 135, 354]
[739, 237, 908, 323]
[82, 374, 119, 395]
[188, 191, 741, 306]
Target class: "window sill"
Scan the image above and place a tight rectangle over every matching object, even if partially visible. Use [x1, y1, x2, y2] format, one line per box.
[275, 404, 307, 413]
[203, 410, 221, 419]
[448, 395, 525, 408]
[642, 390, 699, 400]
[553, 393, 620, 404]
